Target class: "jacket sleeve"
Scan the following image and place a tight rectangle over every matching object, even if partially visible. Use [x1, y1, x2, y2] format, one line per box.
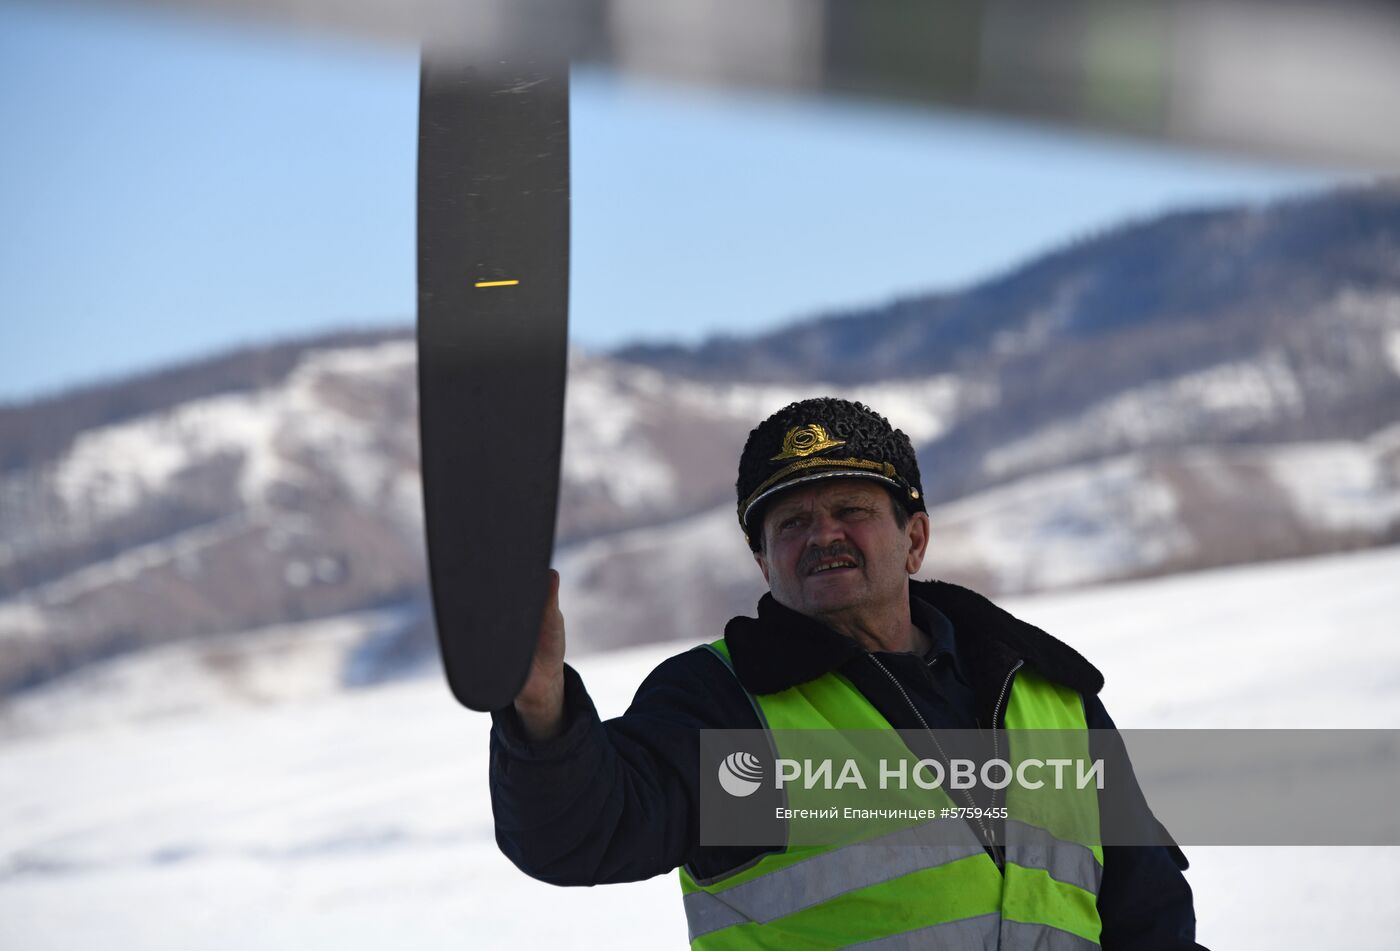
[1087, 696, 1209, 950]
[489, 648, 760, 886]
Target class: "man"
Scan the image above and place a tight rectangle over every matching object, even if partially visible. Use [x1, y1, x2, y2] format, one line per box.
[492, 398, 1203, 949]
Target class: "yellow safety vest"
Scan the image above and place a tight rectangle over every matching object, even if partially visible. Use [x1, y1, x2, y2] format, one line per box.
[680, 638, 1103, 950]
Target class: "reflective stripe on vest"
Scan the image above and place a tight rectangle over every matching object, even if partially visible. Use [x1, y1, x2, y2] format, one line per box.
[851, 915, 1099, 951]
[680, 638, 1102, 949]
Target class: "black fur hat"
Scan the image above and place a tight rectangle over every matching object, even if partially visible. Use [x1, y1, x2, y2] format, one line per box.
[736, 397, 926, 547]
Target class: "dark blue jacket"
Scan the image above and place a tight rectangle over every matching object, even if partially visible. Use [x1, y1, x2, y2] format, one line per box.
[491, 579, 1205, 949]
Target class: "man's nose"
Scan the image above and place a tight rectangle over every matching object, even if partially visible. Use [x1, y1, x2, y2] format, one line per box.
[807, 510, 846, 546]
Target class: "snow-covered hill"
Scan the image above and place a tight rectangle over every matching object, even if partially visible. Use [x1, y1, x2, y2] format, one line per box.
[2, 546, 1398, 949]
[4, 184, 1400, 694]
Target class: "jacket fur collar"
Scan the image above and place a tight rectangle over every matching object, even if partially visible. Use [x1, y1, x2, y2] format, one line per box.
[722, 580, 1103, 723]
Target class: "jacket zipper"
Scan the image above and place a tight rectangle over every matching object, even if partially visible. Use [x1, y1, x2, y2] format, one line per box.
[865, 654, 996, 856]
[987, 660, 1024, 864]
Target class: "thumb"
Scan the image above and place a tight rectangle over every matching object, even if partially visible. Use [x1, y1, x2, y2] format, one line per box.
[538, 568, 565, 656]
[544, 568, 561, 616]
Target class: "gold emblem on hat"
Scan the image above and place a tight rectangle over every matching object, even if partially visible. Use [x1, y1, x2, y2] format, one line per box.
[771, 424, 846, 461]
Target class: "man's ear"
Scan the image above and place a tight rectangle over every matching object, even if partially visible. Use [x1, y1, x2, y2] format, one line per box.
[905, 512, 931, 575]
[753, 549, 770, 584]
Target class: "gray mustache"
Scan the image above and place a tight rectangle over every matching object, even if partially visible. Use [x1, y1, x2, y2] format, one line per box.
[800, 543, 864, 574]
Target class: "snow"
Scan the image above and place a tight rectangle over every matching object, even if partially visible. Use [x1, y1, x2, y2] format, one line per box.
[1263, 436, 1400, 532]
[1387, 328, 1400, 377]
[556, 504, 762, 650]
[983, 353, 1306, 480]
[274, 342, 417, 513]
[0, 600, 48, 640]
[49, 389, 283, 519]
[0, 611, 398, 737]
[2, 546, 1398, 948]
[560, 353, 974, 515]
[296, 341, 416, 379]
[1000, 545, 1400, 730]
[42, 339, 418, 528]
[561, 355, 967, 513]
[846, 376, 969, 443]
[561, 359, 682, 508]
[926, 454, 1195, 590]
[0, 515, 251, 612]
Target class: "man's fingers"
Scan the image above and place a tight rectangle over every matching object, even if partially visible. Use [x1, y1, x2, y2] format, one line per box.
[539, 568, 566, 659]
[513, 568, 567, 735]
[543, 568, 563, 626]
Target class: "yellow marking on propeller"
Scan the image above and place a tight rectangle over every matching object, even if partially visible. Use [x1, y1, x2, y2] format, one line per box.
[474, 279, 520, 288]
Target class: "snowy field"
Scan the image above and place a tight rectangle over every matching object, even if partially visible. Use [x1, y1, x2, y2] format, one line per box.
[2, 546, 1399, 949]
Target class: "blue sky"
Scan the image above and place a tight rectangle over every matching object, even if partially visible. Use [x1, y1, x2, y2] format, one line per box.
[0, 2, 1354, 404]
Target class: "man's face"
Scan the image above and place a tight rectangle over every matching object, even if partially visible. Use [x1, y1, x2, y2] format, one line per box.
[753, 479, 929, 625]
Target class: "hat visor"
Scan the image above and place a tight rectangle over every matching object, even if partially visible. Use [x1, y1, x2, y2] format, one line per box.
[741, 469, 904, 531]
